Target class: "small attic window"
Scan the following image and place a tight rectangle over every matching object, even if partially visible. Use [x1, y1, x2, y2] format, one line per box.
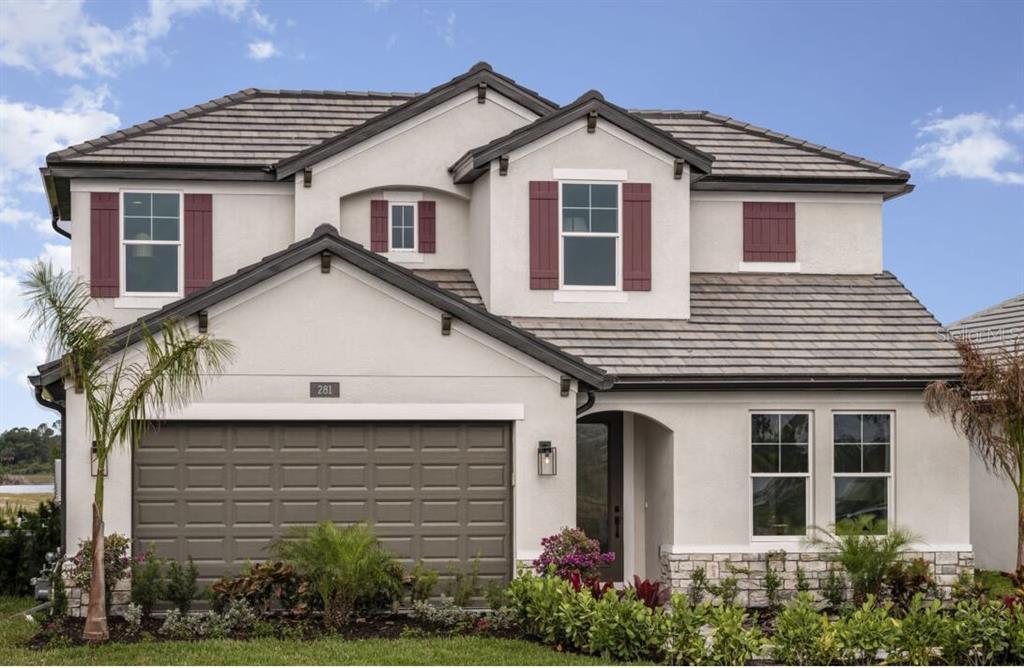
[389, 203, 416, 251]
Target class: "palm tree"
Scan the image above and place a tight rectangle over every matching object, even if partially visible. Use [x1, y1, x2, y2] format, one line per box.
[23, 263, 234, 641]
[925, 337, 1024, 572]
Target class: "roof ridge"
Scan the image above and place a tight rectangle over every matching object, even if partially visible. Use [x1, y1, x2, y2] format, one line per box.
[877, 270, 945, 329]
[948, 292, 1024, 328]
[46, 88, 421, 164]
[632, 109, 910, 179]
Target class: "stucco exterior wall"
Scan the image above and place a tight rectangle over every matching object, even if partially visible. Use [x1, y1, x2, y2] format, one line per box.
[61, 257, 579, 564]
[68, 182, 294, 328]
[587, 389, 971, 553]
[487, 118, 691, 319]
[293, 90, 536, 240]
[337, 189, 470, 269]
[690, 192, 883, 275]
[971, 448, 1017, 571]
[468, 172, 492, 307]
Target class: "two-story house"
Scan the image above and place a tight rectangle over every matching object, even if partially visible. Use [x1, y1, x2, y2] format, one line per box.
[31, 63, 971, 606]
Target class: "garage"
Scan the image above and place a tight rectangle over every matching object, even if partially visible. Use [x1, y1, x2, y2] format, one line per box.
[134, 421, 512, 589]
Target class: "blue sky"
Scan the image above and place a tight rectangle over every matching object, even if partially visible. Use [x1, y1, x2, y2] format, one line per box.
[1, 0, 1022, 431]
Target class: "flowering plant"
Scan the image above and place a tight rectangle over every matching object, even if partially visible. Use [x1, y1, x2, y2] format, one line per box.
[69, 533, 132, 591]
[533, 527, 614, 580]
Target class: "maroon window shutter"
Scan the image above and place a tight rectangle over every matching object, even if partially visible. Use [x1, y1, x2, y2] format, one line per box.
[622, 183, 652, 291]
[418, 200, 436, 253]
[743, 202, 795, 262]
[90, 192, 119, 297]
[529, 181, 559, 289]
[370, 200, 388, 252]
[184, 194, 213, 295]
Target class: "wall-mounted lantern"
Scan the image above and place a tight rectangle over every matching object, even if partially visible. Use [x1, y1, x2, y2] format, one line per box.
[537, 441, 556, 476]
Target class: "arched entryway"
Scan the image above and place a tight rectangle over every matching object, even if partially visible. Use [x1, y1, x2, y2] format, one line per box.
[577, 410, 674, 583]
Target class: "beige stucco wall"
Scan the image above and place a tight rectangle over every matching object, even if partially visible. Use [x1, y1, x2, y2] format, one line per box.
[468, 172, 492, 307]
[586, 389, 971, 554]
[68, 182, 294, 328]
[61, 256, 579, 563]
[337, 189, 470, 269]
[293, 90, 537, 241]
[971, 448, 1017, 571]
[486, 118, 691, 318]
[691, 192, 883, 274]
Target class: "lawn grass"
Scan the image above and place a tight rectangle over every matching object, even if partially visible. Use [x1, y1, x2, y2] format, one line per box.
[0, 493, 52, 513]
[0, 598, 608, 666]
[976, 569, 1017, 598]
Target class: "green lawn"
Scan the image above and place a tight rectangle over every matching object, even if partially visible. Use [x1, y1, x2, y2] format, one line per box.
[0, 598, 607, 666]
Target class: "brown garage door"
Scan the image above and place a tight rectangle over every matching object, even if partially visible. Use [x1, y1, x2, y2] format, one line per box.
[134, 421, 512, 589]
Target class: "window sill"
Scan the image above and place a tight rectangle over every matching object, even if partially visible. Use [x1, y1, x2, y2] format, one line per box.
[383, 251, 424, 264]
[552, 290, 628, 303]
[738, 261, 801, 273]
[114, 295, 180, 309]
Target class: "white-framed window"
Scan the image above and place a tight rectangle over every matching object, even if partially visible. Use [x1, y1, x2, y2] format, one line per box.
[833, 412, 893, 534]
[121, 192, 183, 295]
[560, 182, 620, 289]
[750, 412, 812, 539]
[389, 202, 417, 251]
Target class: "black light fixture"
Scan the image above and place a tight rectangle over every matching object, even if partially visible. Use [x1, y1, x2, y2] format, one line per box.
[537, 441, 556, 476]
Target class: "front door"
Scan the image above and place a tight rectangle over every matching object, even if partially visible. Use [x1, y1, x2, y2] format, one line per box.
[576, 412, 624, 581]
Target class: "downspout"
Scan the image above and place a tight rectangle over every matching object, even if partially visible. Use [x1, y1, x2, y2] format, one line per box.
[575, 390, 595, 415]
[33, 384, 66, 557]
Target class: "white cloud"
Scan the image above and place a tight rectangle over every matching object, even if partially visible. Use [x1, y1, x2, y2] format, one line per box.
[0, 243, 71, 380]
[247, 40, 279, 60]
[0, 86, 120, 192]
[903, 110, 1024, 185]
[0, 0, 265, 78]
[423, 8, 456, 47]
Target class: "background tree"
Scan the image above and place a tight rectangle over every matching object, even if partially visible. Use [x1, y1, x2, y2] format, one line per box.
[23, 263, 233, 641]
[925, 337, 1024, 572]
[0, 422, 60, 475]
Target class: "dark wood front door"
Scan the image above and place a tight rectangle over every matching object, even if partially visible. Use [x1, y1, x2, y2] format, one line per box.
[576, 412, 624, 581]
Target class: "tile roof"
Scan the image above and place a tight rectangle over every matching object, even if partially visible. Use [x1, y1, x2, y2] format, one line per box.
[510, 272, 959, 380]
[635, 111, 909, 180]
[46, 87, 907, 183]
[947, 292, 1024, 355]
[412, 269, 484, 305]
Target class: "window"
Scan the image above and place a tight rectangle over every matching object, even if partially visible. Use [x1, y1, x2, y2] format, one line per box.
[122, 192, 181, 294]
[751, 413, 810, 537]
[834, 413, 892, 533]
[561, 183, 619, 288]
[743, 202, 795, 262]
[390, 203, 416, 251]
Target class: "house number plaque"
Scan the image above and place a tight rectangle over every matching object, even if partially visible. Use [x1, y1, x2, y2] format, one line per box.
[309, 382, 340, 398]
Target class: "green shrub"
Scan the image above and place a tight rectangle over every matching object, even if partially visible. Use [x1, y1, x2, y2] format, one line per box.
[823, 568, 848, 609]
[833, 596, 894, 664]
[445, 554, 481, 606]
[484, 579, 510, 610]
[942, 598, 1012, 665]
[1009, 603, 1024, 663]
[559, 586, 597, 652]
[808, 516, 917, 605]
[48, 557, 67, 619]
[889, 595, 947, 665]
[587, 589, 667, 663]
[270, 521, 402, 628]
[709, 576, 739, 606]
[885, 557, 936, 611]
[165, 556, 199, 613]
[763, 554, 783, 610]
[130, 546, 164, 616]
[408, 561, 439, 604]
[664, 593, 710, 665]
[706, 603, 763, 665]
[770, 592, 837, 665]
[68, 532, 132, 614]
[208, 560, 305, 614]
[122, 602, 143, 635]
[795, 565, 811, 593]
[409, 595, 475, 630]
[689, 566, 709, 605]
[507, 569, 574, 645]
[0, 500, 61, 596]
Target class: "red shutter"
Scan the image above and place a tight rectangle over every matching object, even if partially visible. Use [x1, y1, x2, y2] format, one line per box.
[529, 181, 559, 289]
[90, 192, 119, 297]
[184, 194, 213, 295]
[370, 200, 388, 252]
[418, 200, 436, 253]
[622, 183, 652, 291]
[743, 202, 795, 262]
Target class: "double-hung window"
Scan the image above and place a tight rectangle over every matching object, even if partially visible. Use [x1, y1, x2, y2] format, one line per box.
[561, 183, 619, 288]
[833, 413, 892, 533]
[122, 192, 182, 294]
[751, 413, 810, 537]
[389, 202, 416, 251]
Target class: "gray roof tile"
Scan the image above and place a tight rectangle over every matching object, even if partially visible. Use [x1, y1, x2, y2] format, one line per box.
[947, 293, 1024, 355]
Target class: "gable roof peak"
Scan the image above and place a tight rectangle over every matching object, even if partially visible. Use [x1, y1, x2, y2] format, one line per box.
[574, 89, 605, 103]
[468, 60, 493, 73]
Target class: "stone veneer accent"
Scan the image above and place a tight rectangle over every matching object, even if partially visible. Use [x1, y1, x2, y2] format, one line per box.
[63, 562, 130, 618]
[661, 549, 975, 607]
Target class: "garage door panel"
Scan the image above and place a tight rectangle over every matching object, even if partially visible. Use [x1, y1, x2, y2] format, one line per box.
[135, 421, 511, 588]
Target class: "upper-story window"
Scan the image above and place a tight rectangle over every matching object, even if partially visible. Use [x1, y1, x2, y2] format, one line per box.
[389, 202, 417, 251]
[561, 183, 619, 288]
[122, 192, 182, 294]
[743, 202, 795, 262]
